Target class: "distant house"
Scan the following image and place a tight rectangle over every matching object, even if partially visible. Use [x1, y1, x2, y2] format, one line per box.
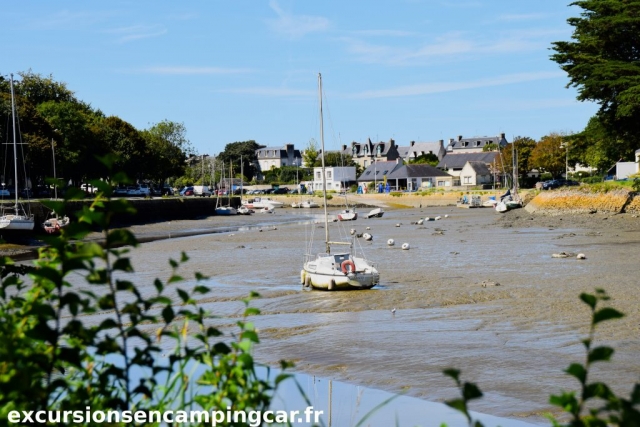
[615, 148, 640, 179]
[255, 144, 302, 175]
[446, 133, 508, 153]
[357, 159, 453, 191]
[437, 152, 500, 178]
[340, 138, 400, 169]
[459, 161, 493, 186]
[397, 140, 446, 162]
[311, 166, 356, 192]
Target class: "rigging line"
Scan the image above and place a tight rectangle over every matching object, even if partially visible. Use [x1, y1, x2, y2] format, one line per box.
[321, 89, 341, 150]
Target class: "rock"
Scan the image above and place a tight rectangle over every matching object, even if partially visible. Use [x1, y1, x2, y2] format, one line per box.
[481, 280, 500, 287]
[395, 223, 401, 227]
[417, 219, 424, 225]
[366, 226, 371, 230]
[363, 233, 373, 241]
[350, 228, 356, 235]
[552, 252, 576, 258]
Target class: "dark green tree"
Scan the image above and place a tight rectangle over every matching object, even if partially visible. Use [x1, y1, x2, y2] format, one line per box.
[218, 140, 263, 181]
[551, 1, 640, 159]
[141, 120, 191, 186]
[15, 70, 76, 105]
[302, 138, 319, 167]
[96, 116, 148, 181]
[409, 153, 439, 166]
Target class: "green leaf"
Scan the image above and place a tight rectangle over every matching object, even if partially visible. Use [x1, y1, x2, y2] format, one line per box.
[177, 288, 190, 303]
[588, 346, 614, 364]
[593, 307, 624, 325]
[580, 293, 597, 309]
[162, 306, 175, 324]
[462, 382, 483, 401]
[443, 368, 461, 382]
[565, 363, 587, 384]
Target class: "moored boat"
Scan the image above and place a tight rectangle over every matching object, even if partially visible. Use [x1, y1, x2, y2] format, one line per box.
[366, 208, 384, 218]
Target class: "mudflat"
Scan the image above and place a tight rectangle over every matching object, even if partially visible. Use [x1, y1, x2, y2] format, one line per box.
[110, 206, 640, 424]
[4, 202, 637, 423]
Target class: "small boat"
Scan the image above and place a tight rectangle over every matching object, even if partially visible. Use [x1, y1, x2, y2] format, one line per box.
[495, 144, 523, 214]
[237, 206, 253, 215]
[338, 208, 357, 221]
[42, 214, 70, 234]
[215, 160, 237, 215]
[366, 208, 384, 218]
[259, 205, 274, 214]
[301, 73, 379, 291]
[301, 199, 319, 208]
[0, 75, 34, 232]
[242, 197, 284, 209]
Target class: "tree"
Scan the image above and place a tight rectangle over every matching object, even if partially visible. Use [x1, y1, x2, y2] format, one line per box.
[96, 116, 147, 181]
[302, 138, 319, 167]
[496, 136, 538, 184]
[218, 140, 263, 181]
[567, 116, 626, 173]
[142, 120, 191, 185]
[551, 1, 640, 158]
[409, 153, 439, 166]
[529, 133, 567, 178]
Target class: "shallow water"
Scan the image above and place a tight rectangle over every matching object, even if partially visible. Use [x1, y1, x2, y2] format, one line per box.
[66, 207, 640, 424]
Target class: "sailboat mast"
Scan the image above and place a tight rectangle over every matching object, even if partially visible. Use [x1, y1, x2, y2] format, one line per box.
[9, 75, 19, 206]
[319, 73, 330, 254]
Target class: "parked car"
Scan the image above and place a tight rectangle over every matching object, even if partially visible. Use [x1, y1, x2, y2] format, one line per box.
[179, 186, 194, 196]
[113, 186, 128, 196]
[272, 188, 289, 195]
[18, 188, 34, 198]
[558, 179, 580, 187]
[542, 180, 561, 190]
[138, 184, 152, 196]
[193, 185, 212, 197]
[0, 188, 9, 197]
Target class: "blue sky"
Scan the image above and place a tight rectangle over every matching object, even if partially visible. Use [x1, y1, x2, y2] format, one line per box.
[3, 1, 597, 155]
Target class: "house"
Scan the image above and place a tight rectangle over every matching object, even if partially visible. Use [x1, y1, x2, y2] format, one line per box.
[357, 159, 453, 191]
[436, 152, 500, 178]
[615, 149, 640, 179]
[341, 138, 400, 169]
[255, 144, 302, 172]
[397, 140, 446, 162]
[446, 133, 508, 153]
[459, 161, 493, 186]
[310, 166, 356, 192]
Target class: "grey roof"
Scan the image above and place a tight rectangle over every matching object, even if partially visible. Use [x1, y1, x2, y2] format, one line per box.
[397, 141, 444, 158]
[467, 161, 491, 175]
[357, 161, 402, 181]
[256, 146, 301, 159]
[437, 152, 499, 169]
[447, 134, 508, 151]
[343, 138, 396, 158]
[387, 164, 451, 179]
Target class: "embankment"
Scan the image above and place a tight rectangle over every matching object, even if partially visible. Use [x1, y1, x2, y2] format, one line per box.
[524, 188, 640, 215]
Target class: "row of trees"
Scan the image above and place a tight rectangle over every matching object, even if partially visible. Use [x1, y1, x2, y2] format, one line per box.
[0, 71, 194, 189]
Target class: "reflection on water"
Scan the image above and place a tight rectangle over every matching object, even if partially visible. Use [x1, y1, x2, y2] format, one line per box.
[271, 368, 542, 427]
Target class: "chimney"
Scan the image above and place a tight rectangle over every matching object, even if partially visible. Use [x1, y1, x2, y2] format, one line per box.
[500, 132, 505, 139]
[389, 138, 395, 146]
[396, 158, 400, 164]
[458, 135, 463, 141]
[342, 144, 347, 151]
[410, 140, 415, 147]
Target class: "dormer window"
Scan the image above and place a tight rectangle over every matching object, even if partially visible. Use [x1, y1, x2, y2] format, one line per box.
[376, 145, 382, 155]
[476, 141, 481, 147]
[352, 146, 357, 155]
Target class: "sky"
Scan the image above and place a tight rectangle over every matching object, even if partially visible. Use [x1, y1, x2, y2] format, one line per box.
[2, 1, 598, 156]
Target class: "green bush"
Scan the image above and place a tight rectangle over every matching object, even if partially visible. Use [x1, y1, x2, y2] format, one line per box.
[0, 156, 290, 426]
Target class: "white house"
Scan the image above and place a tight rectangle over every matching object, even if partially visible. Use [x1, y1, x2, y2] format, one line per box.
[255, 144, 302, 172]
[459, 161, 493, 186]
[311, 166, 356, 192]
[615, 149, 640, 179]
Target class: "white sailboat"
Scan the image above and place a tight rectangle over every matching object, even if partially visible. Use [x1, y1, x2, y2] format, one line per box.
[301, 73, 379, 291]
[0, 74, 34, 231]
[215, 160, 237, 215]
[43, 129, 69, 233]
[495, 142, 523, 213]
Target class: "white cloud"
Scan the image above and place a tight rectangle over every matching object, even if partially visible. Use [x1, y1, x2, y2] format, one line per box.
[105, 24, 167, 43]
[350, 71, 565, 99]
[134, 66, 253, 75]
[495, 13, 548, 22]
[266, 0, 330, 38]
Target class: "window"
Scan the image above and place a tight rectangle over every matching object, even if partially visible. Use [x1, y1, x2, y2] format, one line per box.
[326, 171, 332, 179]
[316, 171, 321, 180]
[365, 171, 371, 175]
[463, 176, 472, 184]
[476, 141, 481, 147]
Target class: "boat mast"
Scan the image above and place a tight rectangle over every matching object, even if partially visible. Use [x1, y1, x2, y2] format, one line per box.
[319, 73, 330, 254]
[9, 75, 19, 209]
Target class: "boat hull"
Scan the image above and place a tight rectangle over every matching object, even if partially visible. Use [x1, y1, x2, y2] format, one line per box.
[338, 211, 358, 221]
[215, 207, 237, 215]
[366, 208, 384, 218]
[302, 269, 379, 290]
[0, 216, 35, 230]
